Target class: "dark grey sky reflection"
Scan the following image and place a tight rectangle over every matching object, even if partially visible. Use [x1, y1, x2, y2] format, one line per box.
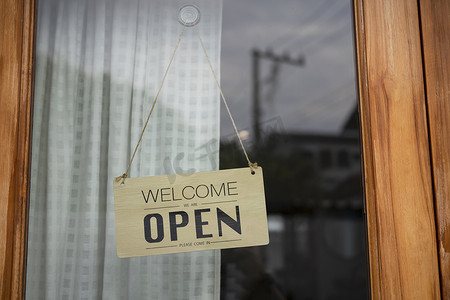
[220, 0, 356, 137]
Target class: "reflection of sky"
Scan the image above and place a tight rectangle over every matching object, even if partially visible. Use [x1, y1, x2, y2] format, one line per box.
[220, 0, 357, 136]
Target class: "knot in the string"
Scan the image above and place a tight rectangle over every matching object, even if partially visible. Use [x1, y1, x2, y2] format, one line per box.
[249, 162, 258, 173]
[115, 173, 127, 184]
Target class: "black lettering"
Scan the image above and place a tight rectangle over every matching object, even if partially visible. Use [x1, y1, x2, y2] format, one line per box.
[144, 214, 164, 243]
[195, 209, 213, 239]
[195, 184, 209, 198]
[227, 181, 238, 196]
[210, 183, 225, 197]
[169, 211, 189, 241]
[172, 188, 182, 201]
[142, 189, 159, 203]
[161, 188, 171, 202]
[182, 186, 195, 200]
[217, 206, 241, 236]
[142, 190, 150, 203]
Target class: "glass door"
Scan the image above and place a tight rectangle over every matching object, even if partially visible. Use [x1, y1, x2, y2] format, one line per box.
[24, 0, 368, 299]
[219, 0, 368, 299]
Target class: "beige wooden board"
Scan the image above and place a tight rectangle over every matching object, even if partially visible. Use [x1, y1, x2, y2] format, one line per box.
[113, 167, 269, 257]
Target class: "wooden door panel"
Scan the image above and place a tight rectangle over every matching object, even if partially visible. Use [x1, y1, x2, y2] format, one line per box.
[419, 0, 450, 297]
[353, 0, 441, 298]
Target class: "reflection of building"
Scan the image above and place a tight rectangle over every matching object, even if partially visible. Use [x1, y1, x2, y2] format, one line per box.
[220, 108, 368, 300]
[261, 107, 368, 300]
[270, 109, 361, 195]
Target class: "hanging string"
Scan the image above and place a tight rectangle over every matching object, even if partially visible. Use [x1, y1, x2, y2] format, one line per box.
[193, 25, 257, 173]
[116, 27, 185, 184]
[117, 24, 257, 184]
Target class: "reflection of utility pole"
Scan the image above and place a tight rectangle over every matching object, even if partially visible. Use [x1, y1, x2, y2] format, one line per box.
[252, 49, 305, 145]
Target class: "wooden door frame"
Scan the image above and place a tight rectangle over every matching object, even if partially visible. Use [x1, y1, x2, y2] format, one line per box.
[0, 0, 36, 298]
[353, 0, 443, 298]
[0, 0, 448, 298]
[418, 0, 450, 296]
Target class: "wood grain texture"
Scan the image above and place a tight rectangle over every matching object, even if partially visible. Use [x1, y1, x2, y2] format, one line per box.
[353, 0, 441, 298]
[0, 0, 36, 298]
[114, 167, 269, 257]
[352, 1, 381, 298]
[418, 0, 450, 297]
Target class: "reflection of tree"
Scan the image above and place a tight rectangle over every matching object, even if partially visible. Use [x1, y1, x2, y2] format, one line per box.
[220, 136, 322, 300]
[220, 124, 368, 300]
[220, 134, 321, 213]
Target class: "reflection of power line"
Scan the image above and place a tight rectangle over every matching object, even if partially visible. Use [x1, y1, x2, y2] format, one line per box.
[262, 3, 354, 126]
[223, 2, 352, 113]
[307, 79, 355, 105]
[222, 2, 355, 137]
[302, 26, 354, 60]
[306, 87, 355, 116]
[253, 49, 305, 145]
[291, 19, 351, 54]
[268, 0, 335, 48]
[282, 2, 351, 51]
[260, 28, 354, 116]
[304, 81, 355, 111]
[276, 78, 355, 126]
[269, 19, 354, 102]
[291, 81, 357, 127]
[274, 53, 354, 102]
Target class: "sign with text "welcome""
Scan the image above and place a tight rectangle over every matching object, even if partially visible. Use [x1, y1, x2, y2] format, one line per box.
[113, 167, 269, 257]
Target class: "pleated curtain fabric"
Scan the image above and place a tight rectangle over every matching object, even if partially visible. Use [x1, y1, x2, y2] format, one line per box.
[26, 0, 222, 299]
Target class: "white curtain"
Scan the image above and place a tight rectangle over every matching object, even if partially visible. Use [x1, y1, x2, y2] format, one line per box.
[26, 0, 222, 299]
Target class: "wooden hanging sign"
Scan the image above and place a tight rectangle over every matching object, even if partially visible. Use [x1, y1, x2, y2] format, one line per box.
[113, 167, 269, 258]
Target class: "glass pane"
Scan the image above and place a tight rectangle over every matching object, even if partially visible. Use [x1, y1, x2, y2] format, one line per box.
[26, 0, 368, 298]
[219, 0, 368, 299]
[26, 0, 223, 299]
